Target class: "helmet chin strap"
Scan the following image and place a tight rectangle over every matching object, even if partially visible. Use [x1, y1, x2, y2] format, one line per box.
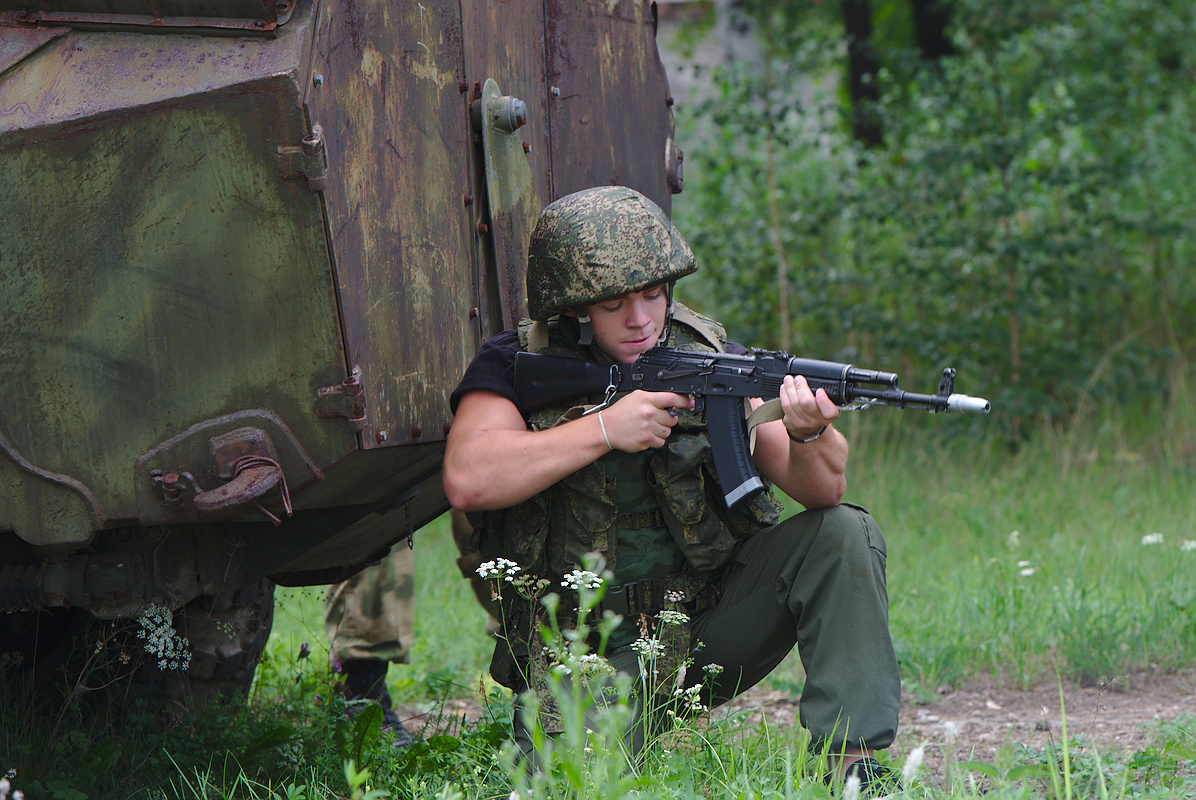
[656, 282, 676, 346]
[576, 313, 593, 346]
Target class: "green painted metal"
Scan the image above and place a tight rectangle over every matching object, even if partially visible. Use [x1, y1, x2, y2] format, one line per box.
[0, 2, 352, 546]
[0, 0, 681, 598]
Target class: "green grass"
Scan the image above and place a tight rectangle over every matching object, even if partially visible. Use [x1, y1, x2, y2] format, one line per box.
[3, 396, 1195, 799]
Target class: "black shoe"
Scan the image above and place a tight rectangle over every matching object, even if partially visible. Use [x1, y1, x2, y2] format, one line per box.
[341, 659, 416, 747]
[843, 757, 900, 797]
[379, 706, 415, 747]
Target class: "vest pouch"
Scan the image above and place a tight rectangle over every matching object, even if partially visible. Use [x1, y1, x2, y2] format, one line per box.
[649, 436, 738, 571]
[491, 494, 551, 575]
[720, 481, 784, 534]
[553, 465, 617, 574]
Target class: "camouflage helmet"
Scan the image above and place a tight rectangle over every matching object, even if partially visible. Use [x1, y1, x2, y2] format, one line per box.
[526, 186, 696, 321]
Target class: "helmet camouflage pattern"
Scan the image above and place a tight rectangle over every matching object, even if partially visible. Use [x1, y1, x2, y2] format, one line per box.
[526, 186, 696, 321]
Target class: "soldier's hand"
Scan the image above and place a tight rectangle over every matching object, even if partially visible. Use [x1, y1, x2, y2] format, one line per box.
[600, 390, 694, 452]
[779, 374, 840, 442]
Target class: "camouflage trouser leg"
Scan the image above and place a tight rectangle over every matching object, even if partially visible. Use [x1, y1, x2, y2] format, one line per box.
[325, 545, 415, 664]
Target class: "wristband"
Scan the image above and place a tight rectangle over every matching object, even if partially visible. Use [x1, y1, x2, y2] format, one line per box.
[787, 425, 826, 444]
[598, 411, 613, 450]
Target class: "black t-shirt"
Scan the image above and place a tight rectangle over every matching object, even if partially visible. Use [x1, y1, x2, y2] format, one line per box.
[448, 330, 750, 417]
[449, 330, 522, 415]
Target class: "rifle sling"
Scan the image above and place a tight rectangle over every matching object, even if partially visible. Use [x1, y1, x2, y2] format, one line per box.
[744, 397, 784, 454]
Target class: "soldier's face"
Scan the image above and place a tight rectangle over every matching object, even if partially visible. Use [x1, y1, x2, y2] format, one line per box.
[584, 286, 668, 363]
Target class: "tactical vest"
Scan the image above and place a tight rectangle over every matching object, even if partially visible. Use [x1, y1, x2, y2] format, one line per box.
[467, 303, 782, 700]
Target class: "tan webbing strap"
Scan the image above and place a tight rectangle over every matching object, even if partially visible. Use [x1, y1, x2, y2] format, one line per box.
[529, 404, 593, 431]
[670, 304, 725, 353]
[526, 319, 551, 353]
[745, 397, 784, 454]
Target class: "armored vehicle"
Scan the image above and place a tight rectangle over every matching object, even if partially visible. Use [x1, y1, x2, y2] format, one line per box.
[0, 0, 684, 695]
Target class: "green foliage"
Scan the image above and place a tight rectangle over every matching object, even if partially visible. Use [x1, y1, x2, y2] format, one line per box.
[673, 0, 1196, 427]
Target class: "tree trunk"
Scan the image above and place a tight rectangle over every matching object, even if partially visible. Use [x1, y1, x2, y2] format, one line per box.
[909, 0, 955, 60]
[841, 0, 883, 147]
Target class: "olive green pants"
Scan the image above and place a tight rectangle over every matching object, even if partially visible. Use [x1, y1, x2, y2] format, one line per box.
[690, 503, 900, 751]
[513, 504, 900, 760]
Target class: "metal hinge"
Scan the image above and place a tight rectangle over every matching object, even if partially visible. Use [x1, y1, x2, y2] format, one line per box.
[277, 124, 328, 191]
[316, 366, 368, 431]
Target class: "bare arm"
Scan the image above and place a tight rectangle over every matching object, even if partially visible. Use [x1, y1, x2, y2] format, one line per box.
[443, 388, 694, 512]
[750, 374, 848, 509]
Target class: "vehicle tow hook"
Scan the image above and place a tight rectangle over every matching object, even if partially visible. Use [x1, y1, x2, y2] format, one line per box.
[190, 455, 293, 526]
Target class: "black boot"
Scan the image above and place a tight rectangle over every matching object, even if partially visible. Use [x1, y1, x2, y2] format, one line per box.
[341, 659, 415, 747]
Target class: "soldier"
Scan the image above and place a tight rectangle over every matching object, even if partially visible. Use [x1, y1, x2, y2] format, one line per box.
[324, 546, 416, 746]
[442, 186, 901, 795]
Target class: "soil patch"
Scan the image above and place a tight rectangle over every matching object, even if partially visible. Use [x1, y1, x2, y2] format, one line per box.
[407, 669, 1196, 782]
[727, 669, 1196, 774]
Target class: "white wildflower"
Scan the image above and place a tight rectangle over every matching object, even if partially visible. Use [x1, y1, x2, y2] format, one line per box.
[656, 609, 689, 626]
[702, 663, 724, 677]
[578, 653, 616, 678]
[664, 589, 686, 603]
[1141, 532, 1164, 546]
[631, 637, 665, 658]
[843, 774, 861, 800]
[1006, 529, 1020, 549]
[477, 558, 521, 579]
[1180, 540, 1196, 552]
[136, 603, 191, 671]
[561, 569, 603, 591]
[673, 684, 705, 713]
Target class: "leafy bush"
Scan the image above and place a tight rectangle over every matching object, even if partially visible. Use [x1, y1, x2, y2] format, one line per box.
[673, 0, 1196, 429]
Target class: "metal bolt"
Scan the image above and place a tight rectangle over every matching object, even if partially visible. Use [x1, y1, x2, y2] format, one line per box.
[666, 96, 674, 107]
[16, 9, 30, 19]
[255, 19, 266, 27]
[551, 86, 561, 98]
[376, 429, 388, 443]
[522, 142, 531, 154]
[469, 307, 478, 319]
[477, 222, 489, 235]
[410, 425, 422, 440]
[489, 96, 528, 132]
[313, 73, 324, 87]
[463, 194, 473, 207]
[458, 80, 468, 94]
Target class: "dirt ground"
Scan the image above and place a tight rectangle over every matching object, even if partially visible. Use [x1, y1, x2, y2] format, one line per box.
[415, 668, 1196, 782]
[727, 668, 1196, 774]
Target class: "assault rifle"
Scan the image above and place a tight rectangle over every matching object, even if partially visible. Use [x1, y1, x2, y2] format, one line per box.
[514, 347, 990, 508]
